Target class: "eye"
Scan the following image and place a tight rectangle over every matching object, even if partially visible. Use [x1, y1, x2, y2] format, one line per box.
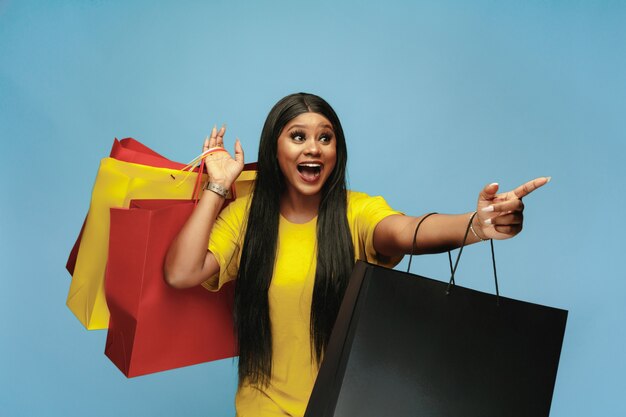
[319, 132, 334, 143]
[290, 129, 306, 142]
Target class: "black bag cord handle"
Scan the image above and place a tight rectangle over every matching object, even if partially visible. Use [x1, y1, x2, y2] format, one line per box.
[407, 213, 440, 273]
[407, 211, 500, 305]
[407, 213, 455, 285]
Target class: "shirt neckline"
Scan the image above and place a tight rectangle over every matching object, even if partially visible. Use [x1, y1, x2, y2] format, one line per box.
[279, 213, 318, 226]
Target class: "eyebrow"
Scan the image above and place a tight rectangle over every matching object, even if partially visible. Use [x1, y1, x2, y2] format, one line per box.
[288, 123, 334, 131]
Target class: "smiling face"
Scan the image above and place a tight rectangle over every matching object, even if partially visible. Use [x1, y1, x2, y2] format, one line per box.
[276, 112, 337, 199]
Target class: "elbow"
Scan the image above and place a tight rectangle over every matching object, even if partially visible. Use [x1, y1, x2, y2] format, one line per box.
[163, 243, 201, 289]
[163, 268, 181, 288]
[163, 248, 215, 289]
[163, 258, 194, 289]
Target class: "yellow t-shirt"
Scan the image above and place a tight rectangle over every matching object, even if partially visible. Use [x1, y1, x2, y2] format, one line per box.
[204, 191, 402, 417]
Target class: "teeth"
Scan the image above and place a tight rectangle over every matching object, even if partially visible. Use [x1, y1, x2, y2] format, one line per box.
[299, 163, 321, 167]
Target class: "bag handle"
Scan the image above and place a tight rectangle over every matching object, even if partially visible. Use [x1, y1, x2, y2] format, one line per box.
[174, 149, 230, 203]
[191, 156, 205, 204]
[406, 212, 500, 305]
[407, 213, 452, 275]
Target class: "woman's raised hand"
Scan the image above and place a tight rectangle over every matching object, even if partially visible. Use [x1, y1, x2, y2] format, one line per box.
[474, 177, 550, 240]
[203, 125, 245, 188]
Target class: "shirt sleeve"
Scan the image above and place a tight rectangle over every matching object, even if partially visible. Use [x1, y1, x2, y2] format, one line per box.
[348, 191, 404, 268]
[202, 197, 249, 292]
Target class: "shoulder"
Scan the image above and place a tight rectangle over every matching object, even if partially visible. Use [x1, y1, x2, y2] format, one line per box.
[347, 190, 403, 222]
[226, 193, 252, 213]
[347, 190, 390, 211]
[216, 193, 252, 226]
[347, 189, 369, 202]
[347, 190, 377, 208]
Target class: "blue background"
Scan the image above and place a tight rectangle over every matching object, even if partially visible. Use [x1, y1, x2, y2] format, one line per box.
[1, 1, 624, 416]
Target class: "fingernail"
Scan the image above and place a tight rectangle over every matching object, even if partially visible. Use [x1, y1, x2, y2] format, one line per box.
[489, 182, 499, 187]
[481, 205, 494, 213]
[222, 123, 227, 130]
[484, 218, 492, 225]
[545, 176, 552, 183]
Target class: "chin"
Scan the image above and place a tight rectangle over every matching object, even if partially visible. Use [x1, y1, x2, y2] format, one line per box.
[297, 185, 325, 197]
[284, 177, 328, 199]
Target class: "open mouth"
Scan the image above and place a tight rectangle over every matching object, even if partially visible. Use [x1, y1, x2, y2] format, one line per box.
[297, 163, 322, 182]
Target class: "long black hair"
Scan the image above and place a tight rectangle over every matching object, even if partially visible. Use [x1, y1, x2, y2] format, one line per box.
[234, 93, 355, 387]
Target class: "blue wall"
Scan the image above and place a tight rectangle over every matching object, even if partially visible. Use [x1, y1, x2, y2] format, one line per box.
[1, 1, 624, 415]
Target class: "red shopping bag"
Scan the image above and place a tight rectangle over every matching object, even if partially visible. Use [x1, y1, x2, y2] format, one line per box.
[66, 218, 86, 276]
[104, 199, 237, 377]
[108, 137, 196, 171]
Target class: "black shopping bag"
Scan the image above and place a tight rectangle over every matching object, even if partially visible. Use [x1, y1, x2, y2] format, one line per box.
[306, 234, 567, 417]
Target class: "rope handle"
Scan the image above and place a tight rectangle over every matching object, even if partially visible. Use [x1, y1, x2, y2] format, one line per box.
[407, 213, 441, 272]
[172, 148, 228, 190]
[191, 156, 205, 204]
[406, 212, 500, 305]
[168, 148, 233, 205]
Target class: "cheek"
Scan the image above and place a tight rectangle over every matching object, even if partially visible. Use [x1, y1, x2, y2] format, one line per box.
[277, 154, 290, 176]
[276, 141, 291, 172]
[327, 147, 338, 170]
[276, 149, 293, 177]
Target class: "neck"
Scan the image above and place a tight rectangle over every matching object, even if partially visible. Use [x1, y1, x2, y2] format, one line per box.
[280, 189, 321, 224]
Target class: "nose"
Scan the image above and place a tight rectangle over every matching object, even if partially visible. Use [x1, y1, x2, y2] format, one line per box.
[304, 139, 321, 156]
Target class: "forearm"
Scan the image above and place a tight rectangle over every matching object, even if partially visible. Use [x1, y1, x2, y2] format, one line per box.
[164, 189, 225, 288]
[374, 212, 485, 257]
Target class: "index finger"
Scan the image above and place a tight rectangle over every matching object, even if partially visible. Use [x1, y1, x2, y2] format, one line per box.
[513, 177, 551, 199]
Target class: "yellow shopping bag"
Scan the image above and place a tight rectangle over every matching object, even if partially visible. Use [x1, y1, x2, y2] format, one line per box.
[67, 156, 256, 330]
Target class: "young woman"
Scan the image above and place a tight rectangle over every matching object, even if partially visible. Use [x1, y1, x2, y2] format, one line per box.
[164, 93, 548, 416]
